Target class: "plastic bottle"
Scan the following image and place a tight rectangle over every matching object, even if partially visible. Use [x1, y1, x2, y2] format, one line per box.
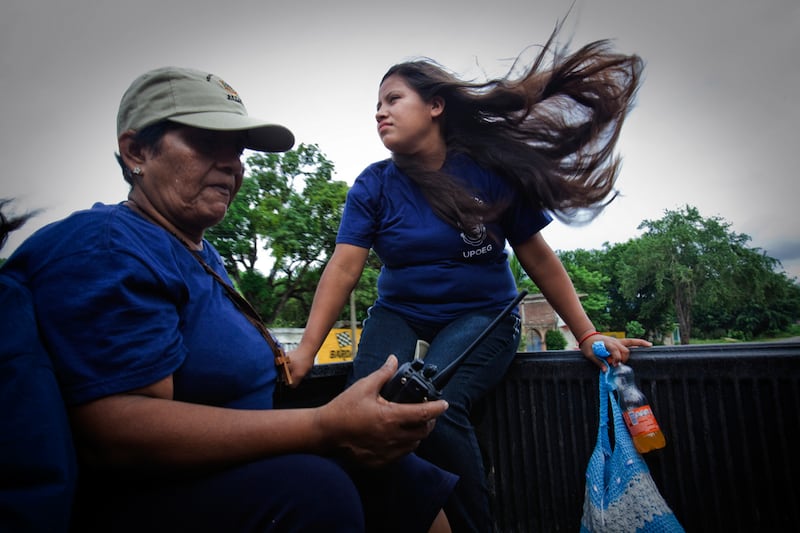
[593, 341, 666, 453]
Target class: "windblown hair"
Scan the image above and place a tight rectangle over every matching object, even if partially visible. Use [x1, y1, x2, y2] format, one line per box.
[0, 199, 37, 250]
[383, 26, 643, 230]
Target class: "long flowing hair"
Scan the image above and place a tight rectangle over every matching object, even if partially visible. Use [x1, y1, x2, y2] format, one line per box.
[0, 199, 37, 250]
[383, 25, 644, 230]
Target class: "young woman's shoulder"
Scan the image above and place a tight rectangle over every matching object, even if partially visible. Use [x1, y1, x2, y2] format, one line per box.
[356, 158, 395, 180]
[349, 158, 402, 197]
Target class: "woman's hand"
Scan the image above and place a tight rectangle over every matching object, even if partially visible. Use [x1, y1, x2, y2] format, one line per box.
[286, 348, 316, 387]
[315, 355, 449, 467]
[580, 334, 652, 371]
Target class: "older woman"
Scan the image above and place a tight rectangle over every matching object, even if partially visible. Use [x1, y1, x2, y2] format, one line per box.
[1, 67, 456, 533]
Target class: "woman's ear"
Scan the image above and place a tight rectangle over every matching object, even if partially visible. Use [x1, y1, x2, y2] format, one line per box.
[117, 131, 146, 170]
[430, 96, 445, 118]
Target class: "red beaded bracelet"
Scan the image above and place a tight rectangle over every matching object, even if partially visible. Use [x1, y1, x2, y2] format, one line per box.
[577, 330, 600, 346]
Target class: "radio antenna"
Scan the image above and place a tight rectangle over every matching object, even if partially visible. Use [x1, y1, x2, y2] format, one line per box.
[431, 290, 528, 389]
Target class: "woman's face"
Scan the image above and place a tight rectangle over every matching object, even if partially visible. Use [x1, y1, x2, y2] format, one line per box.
[376, 74, 444, 156]
[137, 126, 245, 238]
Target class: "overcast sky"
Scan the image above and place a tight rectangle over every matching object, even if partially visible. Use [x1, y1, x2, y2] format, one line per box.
[2, 0, 798, 279]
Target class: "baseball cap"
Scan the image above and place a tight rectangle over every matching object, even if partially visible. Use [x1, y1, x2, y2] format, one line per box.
[116, 66, 294, 152]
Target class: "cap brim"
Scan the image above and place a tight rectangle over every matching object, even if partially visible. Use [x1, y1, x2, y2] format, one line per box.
[168, 112, 295, 152]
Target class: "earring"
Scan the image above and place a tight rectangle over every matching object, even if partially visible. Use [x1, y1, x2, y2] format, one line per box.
[132, 167, 143, 176]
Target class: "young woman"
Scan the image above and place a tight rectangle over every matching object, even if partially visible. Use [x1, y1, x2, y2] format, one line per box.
[289, 31, 652, 532]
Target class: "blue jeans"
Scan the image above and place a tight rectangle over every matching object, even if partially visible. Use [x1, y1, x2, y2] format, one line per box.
[350, 305, 521, 533]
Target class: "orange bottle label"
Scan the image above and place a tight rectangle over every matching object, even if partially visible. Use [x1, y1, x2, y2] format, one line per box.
[622, 405, 661, 436]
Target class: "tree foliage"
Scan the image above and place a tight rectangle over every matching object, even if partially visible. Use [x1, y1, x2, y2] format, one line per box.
[549, 206, 798, 344]
[625, 320, 645, 339]
[508, 251, 541, 294]
[692, 245, 800, 340]
[545, 329, 567, 350]
[558, 248, 612, 330]
[206, 143, 348, 324]
[611, 205, 799, 343]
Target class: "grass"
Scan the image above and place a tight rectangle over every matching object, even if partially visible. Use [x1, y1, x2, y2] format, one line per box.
[688, 325, 800, 344]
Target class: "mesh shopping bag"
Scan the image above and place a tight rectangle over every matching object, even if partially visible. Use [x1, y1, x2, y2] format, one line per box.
[580, 368, 684, 532]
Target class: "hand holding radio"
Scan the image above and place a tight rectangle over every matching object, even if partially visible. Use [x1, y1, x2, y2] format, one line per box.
[380, 291, 527, 404]
[317, 354, 447, 466]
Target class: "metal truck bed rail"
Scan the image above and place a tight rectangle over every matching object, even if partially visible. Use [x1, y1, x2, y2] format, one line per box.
[275, 341, 800, 532]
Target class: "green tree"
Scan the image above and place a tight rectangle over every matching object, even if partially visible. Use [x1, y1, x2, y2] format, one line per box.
[206, 143, 348, 324]
[625, 320, 645, 339]
[602, 239, 673, 340]
[693, 245, 800, 339]
[595, 241, 657, 333]
[558, 248, 612, 330]
[508, 251, 539, 294]
[616, 205, 795, 344]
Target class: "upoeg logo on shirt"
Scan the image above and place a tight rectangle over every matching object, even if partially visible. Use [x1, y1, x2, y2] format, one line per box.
[460, 222, 486, 247]
[460, 195, 492, 258]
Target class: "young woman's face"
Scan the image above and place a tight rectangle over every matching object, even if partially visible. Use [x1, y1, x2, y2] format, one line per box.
[137, 126, 245, 236]
[375, 74, 444, 156]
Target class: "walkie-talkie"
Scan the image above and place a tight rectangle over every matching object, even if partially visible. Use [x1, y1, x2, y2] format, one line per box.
[380, 290, 528, 403]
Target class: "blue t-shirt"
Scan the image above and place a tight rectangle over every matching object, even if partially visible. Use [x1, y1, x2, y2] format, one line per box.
[337, 154, 551, 325]
[1, 203, 278, 409]
[0, 276, 77, 532]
